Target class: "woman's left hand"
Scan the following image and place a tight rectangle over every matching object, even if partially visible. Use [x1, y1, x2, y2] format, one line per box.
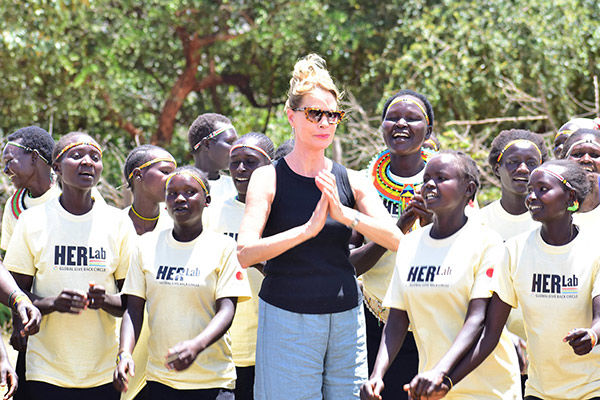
[405, 369, 449, 400]
[315, 169, 349, 224]
[87, 283, 107, 310]
[15, 300, 41, 336]
[165, 339, 201, 371]
[564, 328, 596, 355]
[0, 359, 17, 400]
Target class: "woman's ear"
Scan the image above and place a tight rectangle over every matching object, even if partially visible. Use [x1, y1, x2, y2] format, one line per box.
[205, 194, 212, 207]
[52, 162, 61, 175]
[465, 181, 477, 201]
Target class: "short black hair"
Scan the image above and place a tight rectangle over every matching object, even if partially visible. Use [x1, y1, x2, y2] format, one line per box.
[488, 129, 548, 169]
[437, 150, 480, 201]
[124, 145, 173, 187]
[381, 89, 434, 128]
[560, 129, 600, 159]
[234, 132, 275, 160]
[274, 139, 295, 160]
[537, 159, 590, 208]
[168, 165, 211, 196]
[7, 126, 55, 165]
[187, 113, 232, 152]
[52, 132, 100, 164]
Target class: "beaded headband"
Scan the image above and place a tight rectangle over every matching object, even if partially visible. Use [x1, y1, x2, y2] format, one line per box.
[165, 171, 209, 198]
[387, 97, 430, 125]
[229, 144, 272, 162]
[55, 141, 102, 162]
[496, 139, 542, 164]
[563, 138, 600, 159]
[192, 126, 235, 151]
[4, 141, 50, 164]
[128, 157, 177, 180]
[532, 167, 575, 191]
[423, 138, 439, 152]
[554, 129, 574, 141]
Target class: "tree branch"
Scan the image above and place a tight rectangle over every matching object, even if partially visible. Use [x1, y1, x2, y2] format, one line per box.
[101, 92, 144, 142]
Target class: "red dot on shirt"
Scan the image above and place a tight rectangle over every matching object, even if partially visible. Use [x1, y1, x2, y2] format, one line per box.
[236, 271, 244, 280]
[486, 268, 494, 278]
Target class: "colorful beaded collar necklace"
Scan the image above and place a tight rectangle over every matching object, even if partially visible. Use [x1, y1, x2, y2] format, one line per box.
[368, 148, 433, 210]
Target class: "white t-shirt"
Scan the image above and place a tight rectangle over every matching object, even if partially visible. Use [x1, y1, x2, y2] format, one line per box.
[123, 228, 252, 390]
[496, 228, 600, 399]
[208, 175, 237, 202]
[4, 198, 133, 387]
[384, 218, 521, 399]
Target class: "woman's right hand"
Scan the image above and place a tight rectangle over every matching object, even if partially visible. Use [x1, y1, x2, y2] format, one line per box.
[9, 316, 27, 352]
[303, 193, 329, 239]
[52, 289, 88, 314]
[113, 356, 135, 392]
[360, 376, 384, 400]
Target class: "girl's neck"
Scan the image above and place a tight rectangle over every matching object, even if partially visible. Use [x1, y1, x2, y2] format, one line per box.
[194, 158, 220, 180]
[129, 196, 161, 235]
[26, 169, 53, 198]
[580, 175, 600, 212]
[540, 216, 577, 246]
[389, 151, 425, 178]
[499, 190, 528, 215]
[285, 147, 329, 177]
[59, 186, 94, 215]
[172, 223, 203, 243]
[430, 210, 468, 239]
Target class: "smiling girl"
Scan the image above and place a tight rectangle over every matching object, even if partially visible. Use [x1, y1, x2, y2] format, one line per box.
[361, 151, 521, 400]
[114, 166, 251, 400]
[4, 132, 134, 400]
[407, 160, 600, 400]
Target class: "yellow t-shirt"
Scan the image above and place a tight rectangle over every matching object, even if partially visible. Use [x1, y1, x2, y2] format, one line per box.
[384, 218, 521, 399]
[123, 228, 252, 390]
[205, 197, 264, 367]
[496, 228, 600, 399]
[4, 197, 133, 388]
[208, 175, 237, 202]
[1, 185, 61, 250]
[479, 199, 540, 340]
[573, 205, 600, 232]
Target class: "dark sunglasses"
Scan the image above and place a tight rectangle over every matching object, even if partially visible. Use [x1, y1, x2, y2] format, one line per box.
[293, 107, 345, 124]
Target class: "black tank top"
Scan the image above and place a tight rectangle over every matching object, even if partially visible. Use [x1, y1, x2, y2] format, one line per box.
[260, 158, 361, 314]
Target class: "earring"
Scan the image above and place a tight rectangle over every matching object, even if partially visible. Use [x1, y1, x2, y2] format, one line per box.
[567, 199, 579, 212]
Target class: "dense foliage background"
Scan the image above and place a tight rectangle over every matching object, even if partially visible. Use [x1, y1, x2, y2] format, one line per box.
[2, 0, 600, 206]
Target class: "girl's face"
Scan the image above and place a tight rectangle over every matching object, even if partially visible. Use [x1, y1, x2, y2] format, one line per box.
[229, 140, 271, 201]
[422, 154, 472, 216]
[54, 135, 103, 190]
[2, 141, 35, 189]
[565, 134, 600, 174]
[207, 122, 238, 171]
[287, 88, 339, 151]
[495, 141, 541, 196]
[166, 173, 207, 228]
[526, 167, 573, 223]
[137, 150, 176, 203]
[381, 95, 431, 157]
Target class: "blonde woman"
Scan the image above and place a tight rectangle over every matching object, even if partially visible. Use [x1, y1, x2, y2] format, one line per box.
[237, 54, 400, 399]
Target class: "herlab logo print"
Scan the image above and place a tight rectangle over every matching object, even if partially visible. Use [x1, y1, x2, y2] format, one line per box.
[155, 265, 203, 287]
[406, 265, 452, 287]
[53, 245, 107, 272]
[531, 273, 579, 298]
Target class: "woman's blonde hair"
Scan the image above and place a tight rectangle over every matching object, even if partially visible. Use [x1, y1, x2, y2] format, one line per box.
[285, 54, 342, 110]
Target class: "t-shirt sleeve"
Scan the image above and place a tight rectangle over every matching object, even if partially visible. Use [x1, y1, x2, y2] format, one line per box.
[493, 243, 518, 308]
[470, 236, 504, 300]
[591, 256, 600, 299]
[382, 252, 406, 311]
[0, 203, 13, 251]
[122, 241, 146, 300]
[114, 217, 135, 281]
[4, 215, 35, 276]
[215, 239, 252, 303]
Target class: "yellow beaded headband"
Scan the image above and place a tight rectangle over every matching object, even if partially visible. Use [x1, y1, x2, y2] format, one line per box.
[423, 138, 439, 152]
[192, 126, 235, 151]
[229, 144, 272, 162]
[563, 138, 600, 158]
[128, 157, 177, 180]
[388, 97, 430, 125]
[554, 129, 574, 141]
[55, 141, 102, 161]
[4, 141, 50, 164]
[496, 139, 542, 163]
[165, 171, 209, 198]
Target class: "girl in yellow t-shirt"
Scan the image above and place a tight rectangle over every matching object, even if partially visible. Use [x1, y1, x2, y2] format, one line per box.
[4, 132, 133, 400]
[407, 160, 600, 400]
[362, 151, 521, 400]
[204, 132, 274, 400]
[114, 166, 251, 400]
[120, 145, 177, 400]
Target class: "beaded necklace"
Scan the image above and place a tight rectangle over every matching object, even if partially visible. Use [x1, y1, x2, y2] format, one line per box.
[368, 148, 434, 217]
[10, 188, 28, 219]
